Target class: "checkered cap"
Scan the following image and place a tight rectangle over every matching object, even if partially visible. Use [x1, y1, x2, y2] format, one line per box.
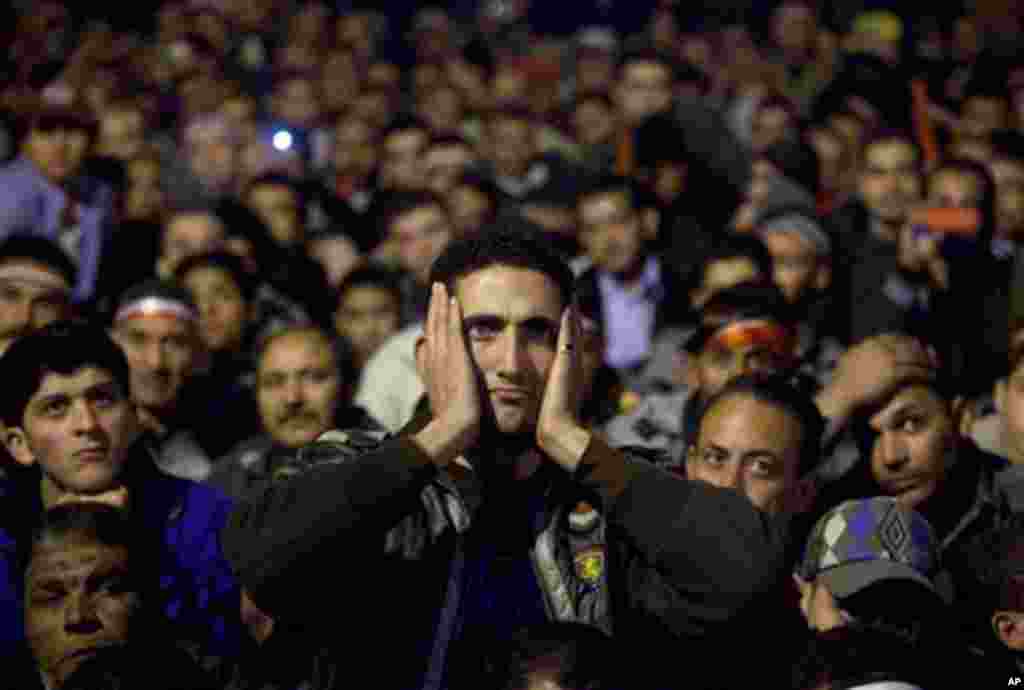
[798, 498, 941, 599]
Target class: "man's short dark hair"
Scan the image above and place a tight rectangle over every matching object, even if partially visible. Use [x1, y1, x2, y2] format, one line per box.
[381, 113, 429, 141]
[0, 235, 77, 288]
[576, 174, 640, 212]
[426, 134, 473, 152]
[378, 189, 448, 235]
[616, 48, 676, 80]
[0, 320, 131, 428]
[174, 250, 257, 304]
[697, 372, 825, 477]
[335, 263, 403, 312]
[428, 221, 575, 309]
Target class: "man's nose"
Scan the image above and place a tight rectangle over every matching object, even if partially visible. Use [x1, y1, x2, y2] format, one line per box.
[64, 591, 101, 632]
[70, 400, 101, 433]
[498, 329, 529, 377]
[142, 342, 166, 370]
[708, 461, 744, 491]
[877, 431, 910, 470]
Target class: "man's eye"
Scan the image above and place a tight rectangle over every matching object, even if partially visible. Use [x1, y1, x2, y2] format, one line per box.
[42, 400, 68, 416]
[32, 587, 65, 604]
[750, 458, 776, 477]
[467, 324, 498, 340]
[701, 449, 726, 466]
[898, 417, 925, 433]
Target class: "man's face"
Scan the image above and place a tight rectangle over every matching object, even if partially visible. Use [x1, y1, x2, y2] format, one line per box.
[927, 169, 983, 208]
[25, 126, 89, 186]
[419, 87, 463, 136]
[809, 128, 845, 194]
[578, 190, 647, 276]
[688, 394, 805, 516]
[615, 60, 673, 126]
[456, 265, 564, 435]
[866, 384, 956, 509]
[334, 285, 400, 366]
[97, 110, 144, 161]
[332, 117, 376, 179]
[380, 128, 427, 191]
[182, 265, 247, 353]
[772, 2, 816, 56]
[159, 213, 225, 278]
[246, 183, 302, 247]
[7, 367, 136, 494]
[424, 143, 474, 196]
[751, 106, 794, 154]
[762, 231, 822, 304]
[572, 98, 615, 148]
[488, 116, 534, 177]
[187, 129, 237, 193]
[0, 260, 72, 354]
[112, 316, 197, 413]
[858, 139, 922, 226]
[692, 320, 793, 400]
[961, 96, 1009, 141]
[257, 331, 341, 448]
[391, 204, 452, 286]
[990, 157, 1024, 238]
[272, 78, 321, 129]
[24, 535, 136, 689]
[125, 158, 164, 221]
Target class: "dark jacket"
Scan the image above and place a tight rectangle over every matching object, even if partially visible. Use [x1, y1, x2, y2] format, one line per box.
[0, 444, 243, 661]
[221, 424, 787, 689]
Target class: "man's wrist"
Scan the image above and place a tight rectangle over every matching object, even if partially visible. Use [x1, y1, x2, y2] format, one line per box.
[538, 421, 592, 474]
[411, 418, 474, 469]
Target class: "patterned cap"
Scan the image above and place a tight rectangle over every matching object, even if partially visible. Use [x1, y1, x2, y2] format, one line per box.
[798, 498, 941, 599]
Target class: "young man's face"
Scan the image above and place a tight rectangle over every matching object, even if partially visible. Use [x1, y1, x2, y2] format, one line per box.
[24, 533, 137, 689]
[571, 97, 616, 148]
[762, 230, 822, 304]
[380, 128, 428, 191]
[111, 315, 198, 414]
[246, 182, 303, 248]
[615, 60, 673, 126]
[257, 330, 341, 449]
[0, 259, 72, 355]
[97, 109, 144, 161]
[690, 320, 793, 400]
[25, 125, 89, 186]
[423, 143, 474, 196]
[577, 190, 647, 276]
[332, 117, 376, 179]
[181, 265, 247, 353]
[6, 367, 137, 494]
[159, 213, 225, 278]
[391, 204, 453, 286]
[334, 285, 400, 367]
[487, 115, 534, 177]
[453, 265, 564, 436]
[858, 139, 922, 226]
[688, 393, 806, 517]
[866, 384, 956, 509]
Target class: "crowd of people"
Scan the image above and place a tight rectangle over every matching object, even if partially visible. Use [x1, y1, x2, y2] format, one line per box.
[4, 0, 1024, 688]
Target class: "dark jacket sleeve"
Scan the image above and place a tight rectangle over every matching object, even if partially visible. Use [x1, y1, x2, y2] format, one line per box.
[575, 436, 787, 633]
[220, 436, 439, 618]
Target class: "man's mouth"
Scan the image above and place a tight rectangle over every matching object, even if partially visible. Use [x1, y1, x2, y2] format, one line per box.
[491, 388, 530, 403]
[75, 446, 110, 461]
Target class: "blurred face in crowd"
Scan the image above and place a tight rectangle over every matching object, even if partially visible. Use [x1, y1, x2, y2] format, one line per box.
[0, 259, 72, 355]
[572, 96, 616, 148]
[615, 59, 673, 127]
[761, 230, 827, 304]
[334, 284, 401, 368]
[448, 183, 494, 237]
[491, 67, 528, 104]
[112, 314, 198, 415]
[419, 86, 464, 136]
[307, 234, 361, 289]
[124, 157, 164, 222]
[927, 167, 984, 209]
[688, 393, 807, 517]
[181, 265, 248, 353]
[487, 114, 534, 178]
[96, 108, 144, 161]
[321, 51, 360, 114]
[961, 95, 1010, 143]
[271, 76, 321, 129]
[257, 329, 341, 448]
[866, 384, 957, 509]
[351, 89, 393, 131]
[186, 123, 238, 194]
[246, 181, 303, 247]
[390, 203, 453, 286]
[858, 138, 922, 227]
[809, 126, 847, 195]
[750, 104, 795, 154]
[990, 156, 1024, 239]
[6, 366, 137, 495]
[576, 49, 616, 94]
[25, 124, 89, 186]
[24, 532, 137, 689]
[577, 189, 650, 277]
[423, 141, 475, 196]
[380, 127, 428, 191]
[159, 212, 225, 278]
[332, 116, 377, 181]
[772, 2, 816, 60]
[688, 319, 794, 400]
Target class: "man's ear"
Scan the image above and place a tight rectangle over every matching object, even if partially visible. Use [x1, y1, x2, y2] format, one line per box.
[995, 378, 1008, 414]
[993, 611, 1024, 651]
[5, 426, 35, 468]
[951, 395, 974, 438]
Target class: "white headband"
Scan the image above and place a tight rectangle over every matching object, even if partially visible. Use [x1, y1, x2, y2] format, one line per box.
[114, 296, 198, 324]
[0, 265, 71, 293]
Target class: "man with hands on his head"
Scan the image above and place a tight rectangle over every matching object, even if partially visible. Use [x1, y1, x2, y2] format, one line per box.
[222, 228, 787, 690]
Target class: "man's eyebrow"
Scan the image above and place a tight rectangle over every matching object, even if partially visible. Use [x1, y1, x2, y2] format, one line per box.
[519, 316, 560, 331]
[462, 314, 505, 329]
